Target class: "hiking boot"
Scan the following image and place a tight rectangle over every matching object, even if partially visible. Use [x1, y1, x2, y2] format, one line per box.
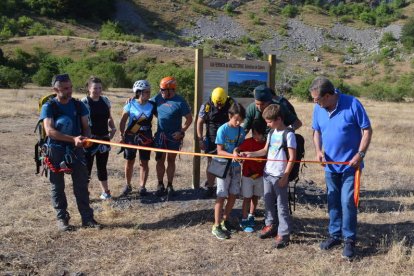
[320, 237, 341, 250]
[120, 185, 132, 197]
[221, 220, 237, 234]
[203, 187, 216, 199]
[57, 219, 72, 232]
[212, 224, 230, 240]
[155, 184, 166, 197]
[100, 191, 112, 200]
[240, 219, 254, 233]
[247, 214, 255, 227]
[82, 219, 102, 230]
[342, 240, 356, 260]
[258, 224, 277, 239]
[166, 186, 175, 201]
[139, 186, 147, 196]
[274, 235, 290, 249]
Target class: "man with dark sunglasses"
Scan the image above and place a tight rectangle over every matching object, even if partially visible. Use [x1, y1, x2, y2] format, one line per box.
[39, 74, 101, 231]
[151, 76, 193, 200]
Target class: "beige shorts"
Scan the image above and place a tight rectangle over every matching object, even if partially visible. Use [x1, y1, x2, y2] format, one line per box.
[241, 176, 264, 198]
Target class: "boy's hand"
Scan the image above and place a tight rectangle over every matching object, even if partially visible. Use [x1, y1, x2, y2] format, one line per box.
[316, 151, 326, 167]
[278, 174, 289, 188]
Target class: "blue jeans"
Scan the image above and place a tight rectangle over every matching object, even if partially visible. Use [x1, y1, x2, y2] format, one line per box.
[325, 171, 357, 241]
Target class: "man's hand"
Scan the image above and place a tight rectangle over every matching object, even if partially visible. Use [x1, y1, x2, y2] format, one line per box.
[349, 153, 363, 168]
[198, 138, 206, 151]
[316, 151, 326, 167]
[172, 131, 184, 140]
[76, 136, 88, 148]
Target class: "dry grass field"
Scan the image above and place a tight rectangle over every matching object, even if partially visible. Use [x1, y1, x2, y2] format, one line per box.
[0, 87, 413, 275]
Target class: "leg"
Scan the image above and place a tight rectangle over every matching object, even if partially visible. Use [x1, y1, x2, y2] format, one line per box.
[241, 176, 254, 220]
[156, 152, 166, 183]
[250, 196, 259, 215]
[166, 152, 177, 184]
[275, 180, 291, 237]
[125, 159, 135, 185]
[96, 151, 109, 193]
[263, 174, 278, 227]
[341, 171, 357, 241]
[206, 157, 216, 188]
[325, 171, 343, 239]
[71, 149, 94, 224]
[139, 159, 149, 188]
[214, 197, 226, 225]
[85, 151, 94, 183]
[48, 147, 70, 220]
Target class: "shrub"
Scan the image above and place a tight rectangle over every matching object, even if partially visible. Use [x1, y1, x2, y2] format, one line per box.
[0, 65, 25, 88]
[380, 32, 397, 47]
[281, 5, 299, 18]
[99, 21, 140, 42]
[291, 76, 314, 101]
[223, 3, 235, 15]
[32, 67, 55, 86]
[401, 16, 414, 50]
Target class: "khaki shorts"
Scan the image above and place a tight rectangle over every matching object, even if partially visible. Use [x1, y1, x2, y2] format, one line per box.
[216, 166, 241, 198]
[241, 176, 264, 198]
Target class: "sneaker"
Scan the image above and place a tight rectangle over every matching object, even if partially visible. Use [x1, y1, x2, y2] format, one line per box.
[320, 237, 341, 250]
[120, 185, 132, 197]
[342, 240, 356, 260]
[258, 224, 277, 239]
[166, 186, 175, 201]
[240, 219, 254, 233]
[203, 187, 216, 199]
[82, 219, 102, 230]
[155, 184, 166, 197]
[139, 187, 147, 196]
[221, 220, 237, 234]
[247, 214, 255, 227]
[57, 219, 72, 232]
[100, 191, 112, 200]
[274, 235, 290, 249]
[212, 224, 230, 240]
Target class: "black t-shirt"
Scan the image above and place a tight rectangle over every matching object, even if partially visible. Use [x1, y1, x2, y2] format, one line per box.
[87, 96, 110, 136]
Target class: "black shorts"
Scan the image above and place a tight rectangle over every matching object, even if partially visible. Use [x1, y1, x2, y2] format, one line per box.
[123, 133, 152, 161]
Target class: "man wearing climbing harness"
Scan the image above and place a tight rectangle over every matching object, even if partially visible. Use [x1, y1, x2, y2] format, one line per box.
[39, 73, 101, 231]
[119, 80, 157, 198]
[152, 76, 193, 200]
[310, 76, 372, 260]
[243, 84, 302, 135]
[197, 87, 235, 198]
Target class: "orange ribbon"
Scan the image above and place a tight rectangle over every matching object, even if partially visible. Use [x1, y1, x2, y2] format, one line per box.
[85, 138, 361, 206]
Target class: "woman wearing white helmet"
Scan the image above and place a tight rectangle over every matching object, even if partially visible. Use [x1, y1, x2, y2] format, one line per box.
[119, 80, 157, 197]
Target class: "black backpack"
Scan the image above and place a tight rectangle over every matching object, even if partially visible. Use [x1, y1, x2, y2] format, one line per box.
[269, 127, 305, 213]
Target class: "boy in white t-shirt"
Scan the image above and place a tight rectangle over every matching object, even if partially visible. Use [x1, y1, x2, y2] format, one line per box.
[242, 104, 296, 249]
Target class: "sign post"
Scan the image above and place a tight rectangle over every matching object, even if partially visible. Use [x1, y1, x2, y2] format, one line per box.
[192, 49, 203, 189]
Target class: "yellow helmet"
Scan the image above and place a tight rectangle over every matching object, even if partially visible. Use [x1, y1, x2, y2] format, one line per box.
[211, 87, 227, 106]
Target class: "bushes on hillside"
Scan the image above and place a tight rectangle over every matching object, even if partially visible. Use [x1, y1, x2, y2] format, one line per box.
[0, 65, 25, 88]
[401, 16, 414, 50]
[99, 21, 140, 42]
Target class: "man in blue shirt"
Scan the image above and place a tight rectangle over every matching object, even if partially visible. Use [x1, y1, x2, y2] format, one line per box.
[310, 76, 373, 260]
[40, 74, 101, 231]
[151, 76, 193, 199]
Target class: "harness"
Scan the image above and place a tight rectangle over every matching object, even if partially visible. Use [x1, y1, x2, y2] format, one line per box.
[34, 98, 83, 176]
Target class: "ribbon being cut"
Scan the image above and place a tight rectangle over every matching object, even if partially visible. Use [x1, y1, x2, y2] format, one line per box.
[84, 138, 362, 207]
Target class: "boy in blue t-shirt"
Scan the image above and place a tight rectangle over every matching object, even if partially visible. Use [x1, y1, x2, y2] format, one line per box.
[211, 103, 246, 240]
[242, 104, 296, 249]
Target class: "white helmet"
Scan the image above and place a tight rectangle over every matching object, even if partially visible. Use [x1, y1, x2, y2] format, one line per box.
[133, 80, 151, 93]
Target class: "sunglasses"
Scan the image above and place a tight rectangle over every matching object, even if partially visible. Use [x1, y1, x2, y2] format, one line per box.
[52, 73, 70, 86]
[136, 89, 150, 94]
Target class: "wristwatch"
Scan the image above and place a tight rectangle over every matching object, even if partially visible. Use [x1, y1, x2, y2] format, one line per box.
[358, 151, 365, 158]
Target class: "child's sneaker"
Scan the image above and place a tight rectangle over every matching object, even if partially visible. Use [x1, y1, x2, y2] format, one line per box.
[100, 191, 112, 200]
[273, 235, 290, 249]
[240, 219, 254, 233]
[258, 224, 277, 239]
[247, 214, 255, 227]
[212, 224, 230, 240]
[221, 220, 237, 234]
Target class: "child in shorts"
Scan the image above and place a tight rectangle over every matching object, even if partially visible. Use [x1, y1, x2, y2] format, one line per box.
[238, 119, 267, 232]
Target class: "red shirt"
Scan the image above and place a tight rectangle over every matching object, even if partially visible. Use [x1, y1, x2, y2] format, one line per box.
[238, 137, 266, 178]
